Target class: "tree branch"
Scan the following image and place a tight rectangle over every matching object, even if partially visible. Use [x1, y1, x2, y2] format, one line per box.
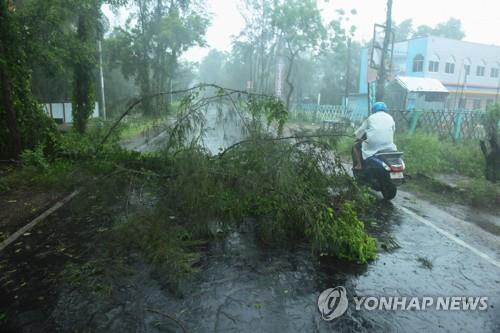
[218, 133, 354, 158]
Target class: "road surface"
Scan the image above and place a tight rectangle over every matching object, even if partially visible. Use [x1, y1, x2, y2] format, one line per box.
[1, 109, 499, 332]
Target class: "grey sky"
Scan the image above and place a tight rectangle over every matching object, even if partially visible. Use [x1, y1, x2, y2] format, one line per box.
[104, 0, 500, 62]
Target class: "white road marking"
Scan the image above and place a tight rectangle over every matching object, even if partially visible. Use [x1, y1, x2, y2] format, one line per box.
[399, 206, 500, 270]
[0, 189, 81, 252]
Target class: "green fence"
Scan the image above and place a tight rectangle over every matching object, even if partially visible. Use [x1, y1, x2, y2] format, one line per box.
[389, 109, 488, 142]
[290, 104, 367, 123]
[292, 104, 489, 142]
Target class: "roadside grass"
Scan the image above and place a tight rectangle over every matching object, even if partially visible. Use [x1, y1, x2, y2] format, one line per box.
[119, 116, 166, 141]
[0, 118, 140, 193]
[465, 178, 500, 208]
[395, 131, 499, 210]
[336, 136, 353, 158]
[395, 132, 485, 178]
[1, 154, 79, 193]
[336, 131, 485, 179]
[402, 175, 500, 212]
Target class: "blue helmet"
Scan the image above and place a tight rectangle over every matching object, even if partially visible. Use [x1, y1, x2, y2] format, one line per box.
[372, 102, 388, 113]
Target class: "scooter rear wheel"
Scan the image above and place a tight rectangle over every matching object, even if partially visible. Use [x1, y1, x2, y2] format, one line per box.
[381, 182, 397, 200]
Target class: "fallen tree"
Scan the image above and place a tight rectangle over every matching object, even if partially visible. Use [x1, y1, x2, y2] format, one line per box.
[100, 85, 377, 289]
[6, 85, 377, 291]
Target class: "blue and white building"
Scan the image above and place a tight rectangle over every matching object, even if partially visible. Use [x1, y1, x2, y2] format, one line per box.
[358, 36, 500, 111]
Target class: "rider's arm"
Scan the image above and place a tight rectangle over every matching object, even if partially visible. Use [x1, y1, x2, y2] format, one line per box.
[355, 119, 368, 140]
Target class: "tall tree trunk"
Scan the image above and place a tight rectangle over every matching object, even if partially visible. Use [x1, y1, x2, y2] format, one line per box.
[0, 64, 22, 158]
[0, 1, 22, 158]
[137, 0, 153, 116]
[73, 5, 97, 134]
[285, 52, 297, 110]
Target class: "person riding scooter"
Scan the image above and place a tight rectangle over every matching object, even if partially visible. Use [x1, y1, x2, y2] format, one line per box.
[352, 102, 397, 170]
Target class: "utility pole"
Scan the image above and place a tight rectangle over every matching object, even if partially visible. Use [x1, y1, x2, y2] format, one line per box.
[376, 0, 393, 101]
[344, 38, 352, 107]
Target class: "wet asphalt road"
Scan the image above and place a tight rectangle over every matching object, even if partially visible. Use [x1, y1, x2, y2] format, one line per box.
[2, 187, 498, 332]
[1, 109, 499, 332]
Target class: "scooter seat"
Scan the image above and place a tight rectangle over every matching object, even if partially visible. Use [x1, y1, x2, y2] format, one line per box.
[374, 150, 403, 158]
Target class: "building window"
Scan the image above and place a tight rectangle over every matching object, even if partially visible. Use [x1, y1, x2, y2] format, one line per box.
[476, 65, 485, 77]
[464, 65, 471, 76]
[491, 68, 499, 78]
[428, 61, 439, 72]
[412, 54, 424, 73]
[476, 60, 486, 76]
[473, 99, 482, 110]
[445, 62, 455, 74]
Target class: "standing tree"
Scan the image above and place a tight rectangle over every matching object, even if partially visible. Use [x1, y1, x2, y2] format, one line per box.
[108, 0, 208, 116]
[413, 18, 465, 40]
[272, 0, 326, 109]
[0, 0, 62, 159]
[72, 0, 128, 133]
[0, 0, 22, 158]
[198, 49, 228, 85]
[72, 0, 100, 133]
[208, 1, 355, 106]
[393, 18, 413, 42]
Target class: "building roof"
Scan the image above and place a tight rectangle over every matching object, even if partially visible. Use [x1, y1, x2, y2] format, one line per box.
[396, 76, 449, 93]
[362, 36, 500, 52]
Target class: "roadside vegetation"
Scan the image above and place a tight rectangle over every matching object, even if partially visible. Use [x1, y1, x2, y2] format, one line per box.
[395, 105, 499, 210]
[395, 132, 484, 178]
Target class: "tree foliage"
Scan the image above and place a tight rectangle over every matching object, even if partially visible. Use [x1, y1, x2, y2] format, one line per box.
[197, 0, 357, 107]
[394, 18, 465, 41]
[107, 0, 209, 115]
[0, 0, 59, 159]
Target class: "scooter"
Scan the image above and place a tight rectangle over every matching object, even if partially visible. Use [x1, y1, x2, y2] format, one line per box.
[352, 149, 405, 200]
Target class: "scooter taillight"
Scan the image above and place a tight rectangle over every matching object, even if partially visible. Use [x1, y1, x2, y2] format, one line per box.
[390, 165, 405, 172]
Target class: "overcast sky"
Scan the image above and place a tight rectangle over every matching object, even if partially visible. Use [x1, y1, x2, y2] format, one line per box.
[104, 0, 500, 62]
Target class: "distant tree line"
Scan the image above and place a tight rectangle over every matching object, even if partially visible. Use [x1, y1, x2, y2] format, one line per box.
[198, 0, 361, 108]
[393, 18, 465, 42]
[0, 0, 208, 159]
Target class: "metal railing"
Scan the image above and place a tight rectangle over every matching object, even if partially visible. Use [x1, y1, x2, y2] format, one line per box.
[290, 104, 367, 123]
[291, 104, 489, 142]
[389, 109, 488, 142]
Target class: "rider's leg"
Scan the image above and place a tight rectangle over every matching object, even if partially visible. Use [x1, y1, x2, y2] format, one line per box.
[352, 140, 363, 170]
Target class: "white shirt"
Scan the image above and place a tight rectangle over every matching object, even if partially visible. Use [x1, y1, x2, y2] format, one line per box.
[355, 112, 397, 159]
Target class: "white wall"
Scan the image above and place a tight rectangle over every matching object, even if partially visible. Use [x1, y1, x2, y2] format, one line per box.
[44, 102, 99, 123]
[424, 37, 500, 88]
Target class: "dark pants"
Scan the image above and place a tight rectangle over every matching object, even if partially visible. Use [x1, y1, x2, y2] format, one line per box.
[352, 140, 363, 168]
